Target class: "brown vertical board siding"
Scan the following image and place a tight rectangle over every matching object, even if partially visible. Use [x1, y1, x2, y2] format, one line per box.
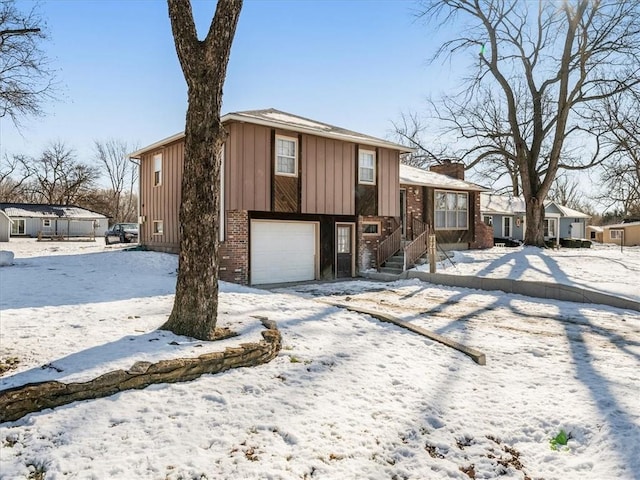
[343, 143, 355, 214]
[302, 135, 317, 213]
[377, 148, 400, 217]
[300, 135, 355, 215]
[227, 122, 270, 212]
[138, 139, 183, 252]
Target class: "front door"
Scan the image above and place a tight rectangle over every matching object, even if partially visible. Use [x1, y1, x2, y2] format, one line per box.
[336, 224, 353, 278]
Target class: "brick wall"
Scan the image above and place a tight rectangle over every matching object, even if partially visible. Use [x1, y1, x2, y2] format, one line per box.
[471, 193, 494, 249]
[357, 215, 398, 271]
[219, 210, 249, 285]
[403, 185, 424, 239]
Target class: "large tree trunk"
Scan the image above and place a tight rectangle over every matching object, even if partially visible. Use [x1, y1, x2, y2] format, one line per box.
[524, 196, 546, 246]
[161, 0, 242, 341]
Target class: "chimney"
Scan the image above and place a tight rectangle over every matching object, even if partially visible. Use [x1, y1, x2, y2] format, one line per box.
[430, 160, 465, 180]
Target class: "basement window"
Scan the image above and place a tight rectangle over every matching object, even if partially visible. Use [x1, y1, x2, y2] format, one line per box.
[153, 220, 163, 235]
[362, 222, 380, 235]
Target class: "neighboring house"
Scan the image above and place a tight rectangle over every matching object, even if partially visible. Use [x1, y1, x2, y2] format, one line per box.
[129, 108, 414, 285]
[480, 194, 591, 245]
[399, 163, 492, 250]
[480, 194, 526, 243]
[0, 210, 12, 242]
[0, 203, 108, 239]
[586, 225, 604, 243]
[601, 221, 640, 247]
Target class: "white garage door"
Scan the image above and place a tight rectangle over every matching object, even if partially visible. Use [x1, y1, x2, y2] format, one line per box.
[250, 220, 317, 285]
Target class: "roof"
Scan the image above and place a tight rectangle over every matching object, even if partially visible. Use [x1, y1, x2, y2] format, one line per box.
[551, 202, 591, 219]
[480, 193, 526, 215]
[480, 194, 591, 218]
[399, 164, 489, 191]
[0, 203, 107, 220]
[587, 225, 604, 233]
[129, 108, 415, 158]
[602, 220, 640, 229]
[0, 209, 12, 223]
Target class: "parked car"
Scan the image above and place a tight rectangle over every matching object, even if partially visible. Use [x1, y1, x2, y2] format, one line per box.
[105, 223, 138, 245]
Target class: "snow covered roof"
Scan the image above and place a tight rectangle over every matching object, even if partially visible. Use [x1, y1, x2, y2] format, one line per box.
[129, 108, 415, 158]
[603, 220, 640, 229]
[552, 203, 591, 219]
[587, 225, 604, 233]
[399, 164, 489, 191]
[480, 193, 526, 215]
[0, 203, 107, 220]
[480, 194, 590, 218]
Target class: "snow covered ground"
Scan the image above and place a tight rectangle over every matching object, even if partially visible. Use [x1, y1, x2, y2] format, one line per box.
[0, 238, 639, 480]
[424, 243, 640, 302]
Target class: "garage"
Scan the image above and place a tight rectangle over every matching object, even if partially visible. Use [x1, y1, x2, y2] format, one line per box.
[250, 220, 318, 285]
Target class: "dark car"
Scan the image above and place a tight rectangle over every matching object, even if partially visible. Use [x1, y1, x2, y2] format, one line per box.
[105, 223, 139, 245]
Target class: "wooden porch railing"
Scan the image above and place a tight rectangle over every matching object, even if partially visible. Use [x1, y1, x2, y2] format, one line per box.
[412, 217, 427, 239]
[377, 225, 402, 271]
[403, 223, 429, 271]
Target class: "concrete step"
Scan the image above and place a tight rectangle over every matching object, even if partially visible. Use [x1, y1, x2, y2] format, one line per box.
[384, 260, 404, 269]
[379, 266, 403, 275]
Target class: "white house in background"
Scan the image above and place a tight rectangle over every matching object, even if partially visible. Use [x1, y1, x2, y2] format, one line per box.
[480, 193, 591, 245]
[0, 203, 108, 239]
[0, 210, 12, 242]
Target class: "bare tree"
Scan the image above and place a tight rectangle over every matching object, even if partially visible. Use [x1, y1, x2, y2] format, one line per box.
[417, 0, 640, 246]
[0, 153, 30, 201]
[0, 0, 55, 125]
[391, 112, 448, 168]
[161, 0, 242, 341]
[548, 173, 583, 210]
[94, 139, 138, 223]
[591, 89, 640, 216]
[20, 141, 100, 205]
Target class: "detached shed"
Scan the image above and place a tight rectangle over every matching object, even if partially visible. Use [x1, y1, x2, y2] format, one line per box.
[0, 210, 12, 242]
[0, 203, 108, 239]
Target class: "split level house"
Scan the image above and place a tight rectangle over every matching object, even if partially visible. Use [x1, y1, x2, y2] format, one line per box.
[480, 194, 591, 246]
[131, 109, 495, 285]
[130, 109, 418, 285]
[0, 203, 108, 241]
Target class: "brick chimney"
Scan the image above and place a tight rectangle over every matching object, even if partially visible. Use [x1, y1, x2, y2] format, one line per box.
[430, 160, 465, 180]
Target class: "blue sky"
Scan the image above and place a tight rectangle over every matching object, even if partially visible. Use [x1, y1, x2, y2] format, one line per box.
[3, 0, 463, 166]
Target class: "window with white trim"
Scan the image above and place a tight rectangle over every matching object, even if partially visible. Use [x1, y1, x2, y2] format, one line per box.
[358, 150, 376, 184]
[544, 218, 557, 237]
[275, 136, 297, 176]
[610, 229, 623, 240]
[11, 219, 25, 235]
[153, 153, 162, 186]
[503, 216, 512, 237]
[42, 219, 51, 228]
[153, 220, 163, 235]
[434, 191, 468, 230]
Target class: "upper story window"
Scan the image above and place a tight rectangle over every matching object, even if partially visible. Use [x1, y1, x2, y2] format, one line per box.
[275, 136, 298, 176]
[153, 153, 162, 186]
[359, 150, 376, 185]
[434, 190, 468, 230]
